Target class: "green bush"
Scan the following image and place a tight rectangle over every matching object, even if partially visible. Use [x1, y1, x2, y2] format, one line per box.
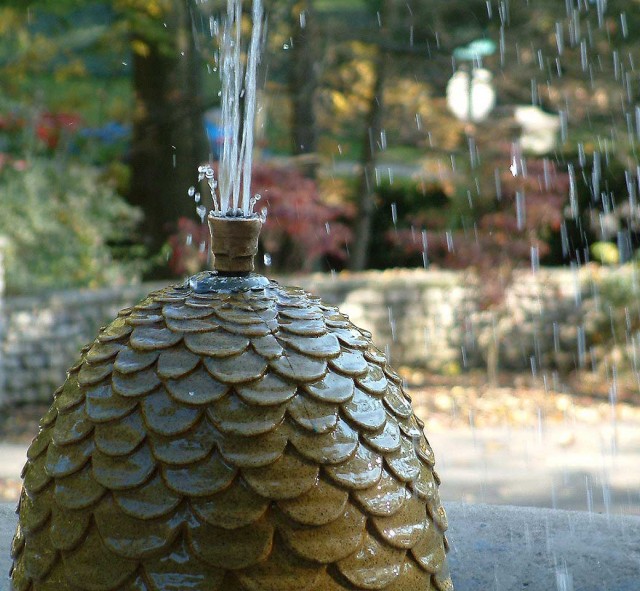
[365, 178, 450, 269]
[0, 157, 145, 294]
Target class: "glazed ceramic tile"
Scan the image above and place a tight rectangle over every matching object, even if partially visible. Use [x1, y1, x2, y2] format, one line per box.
[12, 278, 451, 591]
[278, 476, 349, 526]
[304, 371, 355, 404]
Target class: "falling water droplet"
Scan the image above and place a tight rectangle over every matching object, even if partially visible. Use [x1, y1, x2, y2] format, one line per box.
[263, 253, 272, 266]
[592, 152, 601, 201]
[578, 143, 586, 167]
[559, 110, 568, 142]
[248, 193, 262, 215]
[568, 164, 578, 218]
[387, 307, 396, 342]
[585, 475, 594, 514]
[620, 12, 629, 38]
[531, 245, 539, 274]
[556, 22, 564, 55]
[446, 231, 454, 252]
[510, 156, 519, 177]
[560, 222, 569, 259]
[555, 562, 574, 591]
[516, 191, 526, 230]
[196, 205, 207, 222]
[421, 230, 429, 268]
[577, 325, 587, 368]
[580, 39, 588, 71]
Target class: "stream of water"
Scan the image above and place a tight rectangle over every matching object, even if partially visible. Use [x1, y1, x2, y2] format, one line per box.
[207, 0, 264, 218]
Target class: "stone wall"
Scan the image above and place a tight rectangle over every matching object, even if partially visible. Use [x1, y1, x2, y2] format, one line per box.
[0, 283, 164, 407]
[0, 238, 7, 408]
[0, 266, 618, 407]
[291, 268, 597, 373]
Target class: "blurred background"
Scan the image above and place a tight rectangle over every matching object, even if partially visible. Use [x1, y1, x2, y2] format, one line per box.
[1, 0, 640, 517]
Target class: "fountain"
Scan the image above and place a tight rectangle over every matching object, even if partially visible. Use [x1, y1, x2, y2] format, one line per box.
[8, 1, 453, 589]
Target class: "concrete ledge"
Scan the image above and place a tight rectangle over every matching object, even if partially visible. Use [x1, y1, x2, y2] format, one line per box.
[1, 503, 15, 588]
[1, 502, 639, 590]
[446, 503, 640, 591]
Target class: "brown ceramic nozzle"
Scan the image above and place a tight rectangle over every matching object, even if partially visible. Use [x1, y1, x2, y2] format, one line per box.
[208, 214, 262, 274]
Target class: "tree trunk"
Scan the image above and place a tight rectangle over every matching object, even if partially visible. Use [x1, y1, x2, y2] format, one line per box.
[129, 1, 207, 271]
[349, 46, 386, 271]
[289, 0, 319, 157]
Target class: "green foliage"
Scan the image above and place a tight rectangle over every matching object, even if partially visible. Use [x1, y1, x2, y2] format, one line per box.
[598, 269, 639, 311]
[0, 5, 132, 139]
[0, 157, 146, 294]
[364, 178, 451, 269]
[592, 267, 640, 356]
[315, 0, 368, 10]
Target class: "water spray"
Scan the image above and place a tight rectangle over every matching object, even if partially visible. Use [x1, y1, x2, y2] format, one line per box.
[207, 0, 264, 218]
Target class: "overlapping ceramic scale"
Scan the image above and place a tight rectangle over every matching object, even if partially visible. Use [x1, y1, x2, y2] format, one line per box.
[11, 279, 452, 591]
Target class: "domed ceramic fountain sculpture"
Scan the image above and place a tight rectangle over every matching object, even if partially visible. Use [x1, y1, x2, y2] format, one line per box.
[10, 213, 453, 591]
[10, 1, 452, 588]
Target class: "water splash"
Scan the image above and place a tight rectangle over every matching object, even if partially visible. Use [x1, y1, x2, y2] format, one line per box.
[205, 0, 265, 218]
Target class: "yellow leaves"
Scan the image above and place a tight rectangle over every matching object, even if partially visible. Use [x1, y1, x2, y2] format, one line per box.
[385, 79, 430, 118]
[329, 91, 351, 117]
[131, 39, 151, 57]
[54, 59, 88, 83]
[317, 39, 462, 150]
[115, 0, 171, 19]
[19, 33, 58, 71]
[0, 8, 21, 36]
[317, 41, 378, 133]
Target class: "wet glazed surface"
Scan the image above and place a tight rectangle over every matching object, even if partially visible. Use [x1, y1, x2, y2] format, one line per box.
[11, 278, 452, 591]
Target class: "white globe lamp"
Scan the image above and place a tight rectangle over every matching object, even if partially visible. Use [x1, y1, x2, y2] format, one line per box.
[446, 67, 496, 123]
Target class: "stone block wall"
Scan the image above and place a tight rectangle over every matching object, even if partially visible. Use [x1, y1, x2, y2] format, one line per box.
[0, 266, 618, 406]
[291, 270, 468, 370]
[0, 284, 164, 407]
[292, 268, 595, 374]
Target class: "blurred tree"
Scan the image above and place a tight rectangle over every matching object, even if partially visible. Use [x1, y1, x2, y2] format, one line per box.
[254, 162, 353, 271]
[123, 0, 207, 269]
[5, 0, 640, 278]
[0, 0, 208, 274]
[349, 0, 391, 271]
[288, 0, 319, 157]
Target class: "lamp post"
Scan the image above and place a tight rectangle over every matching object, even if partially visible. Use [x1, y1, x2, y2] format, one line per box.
[447, 39, 497, 127]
